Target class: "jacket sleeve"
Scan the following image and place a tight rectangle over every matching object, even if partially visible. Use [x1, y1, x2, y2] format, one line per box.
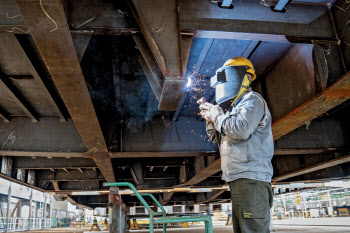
[206, 121, 221, 144]
[213, 95, 265, 140]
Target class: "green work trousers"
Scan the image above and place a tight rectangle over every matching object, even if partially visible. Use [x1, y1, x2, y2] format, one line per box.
[229, 178, 273, 233]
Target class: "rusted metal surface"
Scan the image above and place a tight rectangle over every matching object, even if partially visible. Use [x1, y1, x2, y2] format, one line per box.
[179, 165, 186, 184]
[110, 152, 218, 158]
[0, 151, 89, 158]
[180, 0, 335, 40]
[133, 34, 163, 90]
[181, 35, 193, 74]
[273, 154, 350, 182]
[195, 156, 205, 175]
[16, 168, 25, 181]
[179, 158, 221, 187]
[130, 0, 183, 77]
[0, 118, 86, 152]
[158, 78, 186, 110]
[0, 108, 10, 123]
[51, 181, 60, 191]
[274, 148, 337, 155]
[4, 149, 334, 158]
[194, 190, 226, 205]
[0, 25, 29, 33]
[27, 169, 35, 185]
[272, 71, 350, 140]
[130, 0, 187, 110]
[172, 91, 188, 122]
[136, 53, 162, 102]
[0, 78, 38, 122]
[93, 152, 115, 182]
[71, 33, 92, 63]
[1, 156, 12, 176]
[160, 192, 174, 205]
[332, 0, 350, 71]
[0, 171, 44, 192]
[14, 166, 97, 170]
[313, 42, 329, 93]
[265, 44, 315, 120]
[15, 0, 115, 182]
[0, 34, 66, 121]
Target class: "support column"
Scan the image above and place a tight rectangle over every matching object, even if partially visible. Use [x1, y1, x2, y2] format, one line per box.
[28, 189, 33, 230]
[327, 191, 334, 217]
[43, 194, 47, 228]
[207, 203, 212, 218]
[109, 187, 126, 233]
[48, 197, 52, 228]
[5, 184, 12, 233]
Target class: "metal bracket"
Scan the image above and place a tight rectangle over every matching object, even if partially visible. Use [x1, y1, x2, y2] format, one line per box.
[271, 0, 292, 12]
[211, 0, 234, 9]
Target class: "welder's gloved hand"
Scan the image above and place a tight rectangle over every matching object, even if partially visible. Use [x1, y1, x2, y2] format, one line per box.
[199, 103, 209, 120]
[199, 103, 224, 123]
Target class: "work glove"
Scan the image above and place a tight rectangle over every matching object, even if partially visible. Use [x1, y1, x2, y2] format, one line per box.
[199, 102, 224, 123]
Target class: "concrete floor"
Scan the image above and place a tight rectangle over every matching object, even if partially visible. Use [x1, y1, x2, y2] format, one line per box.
[25, 218, 350, 233]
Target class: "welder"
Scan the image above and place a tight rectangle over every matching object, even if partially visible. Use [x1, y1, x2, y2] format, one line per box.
[199, 57, 274, 233]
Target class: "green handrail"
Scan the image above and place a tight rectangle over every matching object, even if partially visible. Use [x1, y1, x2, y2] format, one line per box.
[103, 182, 150, 211]
[104, 182, 213, 233]
[138, 193, 167, 214]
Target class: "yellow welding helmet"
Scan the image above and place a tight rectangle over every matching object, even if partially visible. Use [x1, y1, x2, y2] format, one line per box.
[223, 57, 256, 81]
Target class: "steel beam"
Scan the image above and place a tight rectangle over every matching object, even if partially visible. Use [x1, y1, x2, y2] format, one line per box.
[129, 0, 187, 110]
[273, 154, 350, 182]
[1, 149, 335, 159]
[160, 192, 174, 205]
[111, 152, 218, 158]
[71, 33, 92, 63]
[241, 41, 260, 58]
[0, 107, 10, 123]
[194, 190, 226, 205]
[0, 34, 66, 121]
[172, 92, 188, 122]
[180, 0, 335, 41]
[14, 166, 97, 170]
[0, 151, 89, 158]
[130, 0, 183, 77]
[178, 159, 221, 187]
[272, 71, 350, 140]
[0, 0, 336, 42]
[0, 78, 38, 122]
[133, 34, 163, 94]
[15, 0, 115, 182]
[0, 172, 45, 192]
[136, 53, 162, 102]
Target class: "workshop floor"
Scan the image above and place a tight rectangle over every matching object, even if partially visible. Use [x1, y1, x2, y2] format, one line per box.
[25, 218, 350, 233]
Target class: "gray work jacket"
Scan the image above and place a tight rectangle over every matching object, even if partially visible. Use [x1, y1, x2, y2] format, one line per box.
[206, 91, 274, 183]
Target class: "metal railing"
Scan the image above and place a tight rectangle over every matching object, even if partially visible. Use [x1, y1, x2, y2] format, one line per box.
[0, 217, 51, 232]
[104, 182, 213, 233]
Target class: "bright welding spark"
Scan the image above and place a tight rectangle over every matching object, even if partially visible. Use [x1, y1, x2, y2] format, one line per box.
[186, 77, 192, 87]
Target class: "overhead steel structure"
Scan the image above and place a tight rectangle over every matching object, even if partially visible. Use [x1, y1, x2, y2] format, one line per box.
[0, 0, 350, 232]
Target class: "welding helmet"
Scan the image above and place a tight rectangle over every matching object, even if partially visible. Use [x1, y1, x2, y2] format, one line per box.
[210, 57, 256, 104]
